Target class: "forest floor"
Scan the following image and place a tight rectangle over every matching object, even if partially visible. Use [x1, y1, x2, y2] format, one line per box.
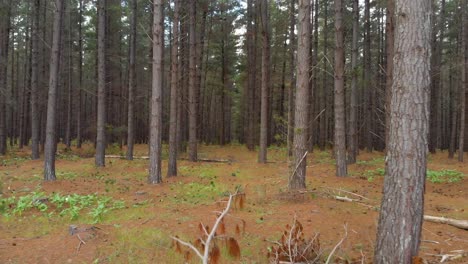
[0, 144, 467, 264]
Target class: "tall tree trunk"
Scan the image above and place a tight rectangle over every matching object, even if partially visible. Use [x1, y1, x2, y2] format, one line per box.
[96, 0, 106, 167]
[385, 0, 395, 149]
[168, 0, 179, 177]
[30, 0, 40, 159]
[448, 65, 457, 159]
[347, 0, 359, 164]
[148, 0, 163, 184]
[364, 0, 373, 152]
[429, 0, 446, 153]
[126, 0, 137, 160]
[374, 0, 432, 261]
[334, 0, 346, 177]
[44, 0, 64, 181]
[258, 0, 270, 163]
[188, 0, 197, 161]
[65, 5, 72, 150]
[287, 0, 296, 157]
[77, 0, 83, 148]
[0, 0, 12, 155]
[459, 0, 467, 161]
[289, 0, 310, 190]
[246, 0, 256, 151]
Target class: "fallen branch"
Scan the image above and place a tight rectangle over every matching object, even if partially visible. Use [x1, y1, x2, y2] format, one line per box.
[323, 187, 372, 201]
[423, 215, 468, 230]
[325, 224, 348, 264]
[76, 234, 86, 253]
[425, 250, 468, 263]
[105, 155, 232, 163]
[172, 190, 241, 264]
[331, 196, 468, 231]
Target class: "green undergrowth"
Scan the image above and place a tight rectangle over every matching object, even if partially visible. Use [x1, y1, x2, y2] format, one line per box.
[169, 180, 225, 205]
[0, 191, 125, 223]
[96, 227, 183, 264]
[360, 168, 464, 183]
[356, 157, 385, 166]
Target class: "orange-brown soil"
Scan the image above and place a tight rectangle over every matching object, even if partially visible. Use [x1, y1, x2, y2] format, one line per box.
[0, 144, 467, 263]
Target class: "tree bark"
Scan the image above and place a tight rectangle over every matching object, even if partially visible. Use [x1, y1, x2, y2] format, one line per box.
[95, 0, 106, 167]
[188, 0, 197, 162]
[258, 0, 270, 164]
[30, 0, 40, 159]
[168, 0, 179, 177]
[148, 0, 163, 184]
[364, 0, 373, 152]
[347, 0, 359, 164]
[287, 0, 295, 157]
[77, 0, 83, 148]
[246, 0, 256, 151]
[44, 0, 64, 181]
[385, 0, 395, 150]
[65, 3, 73, 150]
[459, 0, 467, 161]
[374, 0, 432, 261]
[289, 0, 310, 190]
[0, 0, 12, 155]
[126, 0, 137, 160]
[334, 0, 346, 177]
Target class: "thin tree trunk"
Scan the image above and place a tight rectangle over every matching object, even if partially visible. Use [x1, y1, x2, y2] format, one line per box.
[334, 0, 346, 177]
[374, 0, 432, 261]
[364, 0, 373, 152]
[347, 0, 359, 164]
[148, 0, 163, 184]
[246, 0, 255, 151]
[0, 0, 12, 155]
[168, 0, 179, 177]
[289, 0, 310, 190]
[448, 67, 456, 159]
[30, 0, 40, 159]
[96, 0, 106, 167]
[188, 0, 197, 162]
[385, 0, 394, 150]
[287, 0, 295, 157]
[77, 0, 83, 148]
[429, 0, 446, 153]
[258, 0, 269, 164]
[126, 0, 137, 160]
[459, 0, 467, 161]
[44, 0, 64, 181]
[65, 5, 72, 150]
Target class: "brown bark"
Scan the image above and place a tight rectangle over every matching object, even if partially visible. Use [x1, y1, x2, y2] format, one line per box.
[30, 0, 40, 159]
[246, 0, 256, 151]
[126, 0, 137, 160]
[0, 0, 12, 155]
[188, 0, 197, 161]
[65, 4, 73, 150]
[333, 0, 346, 177]
[258, 0, 269, 164]
[287, 0, 295, 157]
[168, 0, 180, 177]
[347, 0, 359, 164]
[77, 0, 83, 148]
[364, 0, 373, 152]
[429, 0, 446, 153]
[96, 0, 106, 167]
[385, 0, 395, 150]
[44, 0, 64, 181]
[374, 0, 432, 261]
[148, 0, 163, 184]
[289, 0, 310, 190]
[459, 0, 467, 161]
